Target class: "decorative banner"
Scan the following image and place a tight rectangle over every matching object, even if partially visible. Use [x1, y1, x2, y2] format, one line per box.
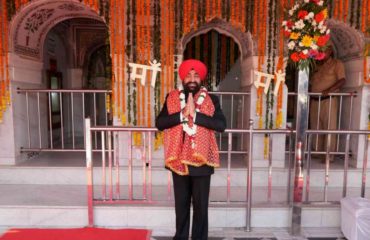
[128, 60, 161, 87]
[253, 70, 286, 96]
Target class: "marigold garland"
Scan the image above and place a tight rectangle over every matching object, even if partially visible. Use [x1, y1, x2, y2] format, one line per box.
[120, 0, 126, 125]
[0, 0, 11, 123]
[344, 0, 349, 22]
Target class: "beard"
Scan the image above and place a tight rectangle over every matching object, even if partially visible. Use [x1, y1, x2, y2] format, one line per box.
[183, 82, 201, 95]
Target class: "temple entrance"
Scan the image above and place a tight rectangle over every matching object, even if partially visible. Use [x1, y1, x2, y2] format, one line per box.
[183, 30, 241, 92]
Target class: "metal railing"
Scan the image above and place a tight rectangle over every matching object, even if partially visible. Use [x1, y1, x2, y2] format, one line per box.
[84, 118, 291, 229]
[16, 89, 356, 154]
[85, 118, 369, 228]
[17, 89, 112, 152]
[17, 89, 249, 153]
[304, 129, 370, 203]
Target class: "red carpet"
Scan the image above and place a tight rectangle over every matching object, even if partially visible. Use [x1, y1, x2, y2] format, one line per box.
[0, 227, 151, 240]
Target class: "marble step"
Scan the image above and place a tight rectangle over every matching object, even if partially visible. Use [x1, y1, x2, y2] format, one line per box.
[0, 184, 343, 228]
[1, 164, 369, 188]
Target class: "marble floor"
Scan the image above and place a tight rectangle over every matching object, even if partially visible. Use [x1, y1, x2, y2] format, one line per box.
[0, 227, 345, 240]
[150, 227, 346, 239]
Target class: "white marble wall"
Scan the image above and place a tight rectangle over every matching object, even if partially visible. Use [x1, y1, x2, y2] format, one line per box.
[341, 57, 370, 169]
[0, 104, 16, 165]
[0, 53, 45, 165]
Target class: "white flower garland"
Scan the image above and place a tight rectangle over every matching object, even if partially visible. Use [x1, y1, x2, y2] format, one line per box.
[179, 86, 207, 139]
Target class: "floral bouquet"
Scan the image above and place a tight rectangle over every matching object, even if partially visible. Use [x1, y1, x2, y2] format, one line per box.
[282, 0, 330, 70]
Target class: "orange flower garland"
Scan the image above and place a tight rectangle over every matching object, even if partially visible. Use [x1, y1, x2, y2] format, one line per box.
[120, 0, 126, 124]
[4, 0, 9, 106]
[0, 0, 9, 122]
[0, 1, 4, 122]
[253, 0, 258, 35]
[160, 0, 166, 104]
[193, 0, 198, 30]
[109, 0, 116, 117]
[344, 0, 349, 22]
[183, 0, 190, 34]
[146, 0, 152, 127]
[212, 0, 216, 19]
[364, 0, 369, 84]
[115, 0, 121, 120]
[333, 0, 338, 19]
[217, 0, 222, 18]
[241, 0, 246, 31]
[275, 0, 286, 128]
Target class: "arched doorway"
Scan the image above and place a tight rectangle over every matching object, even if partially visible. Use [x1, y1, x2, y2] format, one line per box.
[183, 29, 241, 91]
[7, 1, 109, 157]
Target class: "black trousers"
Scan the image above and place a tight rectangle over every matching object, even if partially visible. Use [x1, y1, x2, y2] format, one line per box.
[172, 172, 211, 240]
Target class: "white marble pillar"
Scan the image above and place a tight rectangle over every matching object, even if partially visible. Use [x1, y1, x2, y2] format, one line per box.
[0, 53, 44, 165]
[341, 57, 370, 169]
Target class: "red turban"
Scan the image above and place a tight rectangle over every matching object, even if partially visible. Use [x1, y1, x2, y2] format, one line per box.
[178, 59, 208, 81]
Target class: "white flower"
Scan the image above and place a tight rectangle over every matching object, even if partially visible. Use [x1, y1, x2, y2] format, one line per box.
[303, 49, 309, 55]
[312, 20, 317, 26]
[180, 87, 208, 141]
[311, 44, 318, 50]
[299, 42, 304, 47]
[326, 29, 331, 34]
[295, 20, 305, 29]
[289, 9, 294, 16]
[304, 0, 309, 2]
[180, 92, 186, 109]
[318, 1, 324, 6]
[308, 12, 314, 19]
[282, 20, 287, 26]
[288, 41, 296, 50]
[320, 28, 327, 34]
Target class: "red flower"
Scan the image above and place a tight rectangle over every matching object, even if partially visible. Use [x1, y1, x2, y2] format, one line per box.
[284, 30, 291, 37]
[308, 49, 319, 57]
[299, 52, 308, 60]
[311, 0, 320, 3]
[298, 10, 308, 19]
[290, 52, 300, 62]
[316, 35, 330, 47]
[315, 52, 326, 60]
[314, 12, 325, 23]
[286, 21, 293, 28]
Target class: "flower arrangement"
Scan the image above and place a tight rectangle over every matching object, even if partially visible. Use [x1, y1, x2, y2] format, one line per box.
[282, 0, 331, 70]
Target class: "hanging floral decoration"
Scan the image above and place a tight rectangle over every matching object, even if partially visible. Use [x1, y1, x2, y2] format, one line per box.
[276, 0, 287, 129]
[0, 0, 11, 123]
[283, 0, 331, 71]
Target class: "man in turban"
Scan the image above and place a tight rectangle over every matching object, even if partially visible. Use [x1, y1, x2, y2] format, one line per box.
[156, 59, 226, 240]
